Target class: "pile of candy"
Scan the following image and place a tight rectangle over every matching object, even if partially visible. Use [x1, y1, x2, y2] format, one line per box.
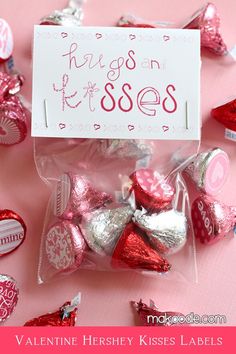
[1, 0, 236, 325]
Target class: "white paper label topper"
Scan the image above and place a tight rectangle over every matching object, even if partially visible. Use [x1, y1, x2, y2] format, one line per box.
[32, 26, 200, 140]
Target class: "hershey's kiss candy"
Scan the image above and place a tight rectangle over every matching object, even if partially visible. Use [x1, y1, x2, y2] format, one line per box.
[133, 209, 187, 255]
[191, 195, 236, 244]
[0, 18, 14, 62]
[51, 173, 112, 220]
[99, 139, 152, 160]
[0, 209, 26, 257]
[0, 274, 19, 323]
[40, 0, 85, 26]
[24, 293, 81, 327]
[81, 205, 134, 255]
[45, 221, 86, 273]
[111, 222, 171, 273]
[184, 148, 229, 196]
[211, 98, 236, 133]
[0, 72, 27, 146]
[183, 3, 227, 56]
[129, 168, 175, 211]
[131, 299, 187, 326]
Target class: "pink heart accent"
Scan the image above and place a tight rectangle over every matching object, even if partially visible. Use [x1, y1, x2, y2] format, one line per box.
[94, 123, 101, 130]
[96, 33, 102, 39]
[211, 161, 224, 184]
[129, 34, 136, 40]
[61, 32, 68, 38]
[163, 35, 170, 41]
[0, 126, 6, 135]
[128, 125, 135, 131]
[162, 125, 169, 132]
[59, 123, 66, 130]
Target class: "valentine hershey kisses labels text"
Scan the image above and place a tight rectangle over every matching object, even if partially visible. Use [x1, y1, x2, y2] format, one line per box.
[32, 26, 200, 140]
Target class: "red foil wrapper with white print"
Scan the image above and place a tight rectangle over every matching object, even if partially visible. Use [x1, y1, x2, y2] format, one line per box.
[0, 209, 26, 257]
[0, 274, 19, 323]
[51, 173, 112, 220]
[45, 221, 86, 273]
[129, 168, 175, 211]
[191, 195, 236, 244]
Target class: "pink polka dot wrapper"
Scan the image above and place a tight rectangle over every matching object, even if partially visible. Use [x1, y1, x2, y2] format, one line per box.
[129, 168, 175, 211]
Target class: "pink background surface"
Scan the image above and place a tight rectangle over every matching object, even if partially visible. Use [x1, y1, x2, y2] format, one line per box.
[1, 0, 236, 326]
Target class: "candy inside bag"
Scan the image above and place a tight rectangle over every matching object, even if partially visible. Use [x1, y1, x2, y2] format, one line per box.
[35, 138, 198, 283]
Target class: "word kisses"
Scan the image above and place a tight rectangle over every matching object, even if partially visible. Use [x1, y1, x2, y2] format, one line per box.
[53, 75, 177, 116]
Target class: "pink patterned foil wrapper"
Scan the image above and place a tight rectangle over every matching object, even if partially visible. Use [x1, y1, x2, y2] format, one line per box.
[45, 220, 86, 273]
[191, 195, 236, 244]
[184, 3, 227, 56]
[0, 72, 27, 146]
[51, 173, 112, 220]
[0, 274, 19, 323]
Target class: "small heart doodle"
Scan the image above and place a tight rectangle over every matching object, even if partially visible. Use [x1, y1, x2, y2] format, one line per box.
[59, 123, 66, 130]
[94, 123, 101, 130]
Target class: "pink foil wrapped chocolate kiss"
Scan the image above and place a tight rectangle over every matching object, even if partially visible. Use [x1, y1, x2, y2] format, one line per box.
[0, 72, 27, 146]
[129, 168, 175, 211]
[183, 3, 227, 56]
[51, 173, 112, 220]
[45, 220, 86, 273]
[191, 195, 236, 244]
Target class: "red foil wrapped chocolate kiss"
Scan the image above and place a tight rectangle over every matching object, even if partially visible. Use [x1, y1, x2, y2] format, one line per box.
[131, 299, 187, 326]
[0, 72, 27, 146]
[24, 293, 81, 326]
[211, 98, 236, 132]
[183, 3, 227, 56]
[0, 209, 26, 257]
[191, 195, 236, 244]
[0, 274, 19, 323]
[129, 168, 175, 211]
[111, 223, 171, 273]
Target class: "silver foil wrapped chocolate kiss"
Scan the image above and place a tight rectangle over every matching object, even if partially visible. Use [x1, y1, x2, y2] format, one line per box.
[133, 208, 188, 255]
[80, 205, 134, 256]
